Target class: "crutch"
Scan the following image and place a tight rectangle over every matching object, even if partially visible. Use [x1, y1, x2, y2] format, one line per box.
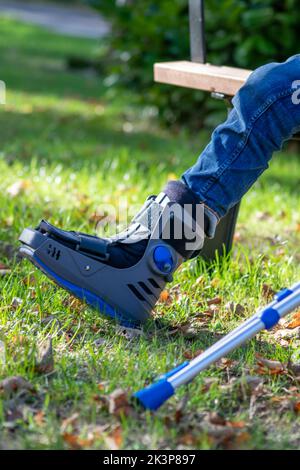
[134, 282, 300, 410]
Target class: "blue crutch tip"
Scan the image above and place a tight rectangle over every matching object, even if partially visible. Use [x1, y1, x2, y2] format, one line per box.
[133, 379, 175, 411]
[261, 307, 280, 330]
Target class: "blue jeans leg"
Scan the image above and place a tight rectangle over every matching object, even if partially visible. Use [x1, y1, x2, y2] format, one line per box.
[182, 54, 300, 229]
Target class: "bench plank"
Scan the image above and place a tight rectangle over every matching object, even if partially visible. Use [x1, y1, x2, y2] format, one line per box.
[154, 61, 253, 96]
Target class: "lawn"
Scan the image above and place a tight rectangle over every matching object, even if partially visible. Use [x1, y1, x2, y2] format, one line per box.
[0, 16, 300, 450]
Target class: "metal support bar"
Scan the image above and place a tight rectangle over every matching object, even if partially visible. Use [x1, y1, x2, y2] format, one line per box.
[134, 282, 300, 410]
[189, 0, 206, 63]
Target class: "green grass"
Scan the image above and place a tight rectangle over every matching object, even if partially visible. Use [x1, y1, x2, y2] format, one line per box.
[0, 16, 300, 450]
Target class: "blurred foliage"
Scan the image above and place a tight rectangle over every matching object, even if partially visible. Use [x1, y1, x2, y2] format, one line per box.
[90, 0, 300, 129]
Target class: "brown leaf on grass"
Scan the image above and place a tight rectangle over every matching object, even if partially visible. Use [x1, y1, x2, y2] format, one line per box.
[177, 323, 199, 338]
[204, 415, 249, 448]
[286, 311, 300, 329]
[208, 413, 246, 430]
[5, 404, 25, 426]
[193, 309, 215, 322]
[269, 395, 297, 413]
[294, 402, 300, 413]
[207, 297, 222, 306]
[11, 297, 23, 310]
[204, 423, 236, 445]
[255, 354, 285, 375]
[225, 302, 246, 316]
[208, 412, 226, 426]
[178, 433, 199, 446]
[115, 325, 143, 340]
[62, 432, 94, 450]
[0, 262, 11, 277]
[21, 274, 37, 287]
[218, 357, 239, 370]
[183, 349, 204, 360]
[35, 338, 54, 375]
[0, 376, 35, 395]
[205, 305, 220, 316]
[287, 361, 300, 376]
[274, 327, 300, 342]
[62, 296, 85, 313]
[106, 389, 132, 417]
[226, 420, 246, 429]
[159, 290, 170, 303]
[103, 426, 123, 450]
[220, 375, 264, 399]
[261, 283, 276, 301]
[34, 410, 45, 427]
[60, 413, 79, 434]
[224, 431, 251, 450]
[200, 377, 219, 392]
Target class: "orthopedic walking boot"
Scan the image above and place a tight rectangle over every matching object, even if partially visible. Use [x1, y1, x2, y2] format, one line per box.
[18, 181, 207, 326]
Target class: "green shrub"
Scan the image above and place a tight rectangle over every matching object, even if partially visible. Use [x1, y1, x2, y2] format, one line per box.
[90, 0, 300, 129]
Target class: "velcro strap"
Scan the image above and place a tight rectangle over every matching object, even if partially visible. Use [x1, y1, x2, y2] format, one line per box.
[77, 234, 110, 260]
[38, 220, 110, 260]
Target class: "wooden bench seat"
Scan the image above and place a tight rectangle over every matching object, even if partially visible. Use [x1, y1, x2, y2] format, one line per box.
[154, 61, 253, 96]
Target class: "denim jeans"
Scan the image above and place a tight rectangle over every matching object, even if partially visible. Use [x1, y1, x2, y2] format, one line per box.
[182, 54, 300, 232]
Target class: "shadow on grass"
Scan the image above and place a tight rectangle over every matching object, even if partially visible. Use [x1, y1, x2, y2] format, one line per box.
[0, 107, 190, 172]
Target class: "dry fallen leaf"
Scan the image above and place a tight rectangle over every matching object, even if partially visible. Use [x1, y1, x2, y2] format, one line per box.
[183, 349, 204, 360]
[115, 326, 143, 340]
[159, 290, 170, 303]
[35, 338, 54, 375]
[34, 410, 45, 427]
[62, 432, 93, 450]
[11, 297, 23, 310]
[60, 413, 79, 434]
[207, 297, 222, 306]
[208, 412, 226, 426]
[106, 389, 132, 417]
[0, 376, 35, 395]
[288, 361, 300, 377]
[218, 357, 238, 370]
[294, 402, 300, 413]
[200, 377, 219, 392]
[286, 311, 300, 329]
[261, 283, 276, 301]
[255, 354, 285, 375]
[178, 432, 199, 446]
[227, 420, 246, 429]
[225, 302, 246, 316]
[177, 322, 199, 338]
[103, 426, 123, 450]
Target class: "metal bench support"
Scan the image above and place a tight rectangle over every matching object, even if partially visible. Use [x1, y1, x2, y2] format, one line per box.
[188, 0, 241, 260]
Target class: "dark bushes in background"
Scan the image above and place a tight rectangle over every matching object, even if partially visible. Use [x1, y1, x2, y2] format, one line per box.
[89, 0, 300, 129]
